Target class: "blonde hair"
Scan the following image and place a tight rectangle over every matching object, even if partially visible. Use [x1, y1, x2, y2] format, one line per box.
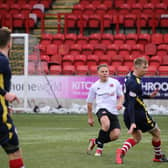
[97, 64, 109, 71]
[134, 57, 148, 67]
[0, 27, 11, 48]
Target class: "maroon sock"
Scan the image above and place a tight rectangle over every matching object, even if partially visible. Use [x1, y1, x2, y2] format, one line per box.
[121, 138, 137, 155]
[152, 140, 162, 159]
[9, 158, 24, 168]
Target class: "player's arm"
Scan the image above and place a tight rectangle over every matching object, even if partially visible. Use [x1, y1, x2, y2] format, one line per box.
[86, 86, 96, 127]
[116, 81, 124, 110]
[143, 88, 159, 99]
[126, 81, 138, 128]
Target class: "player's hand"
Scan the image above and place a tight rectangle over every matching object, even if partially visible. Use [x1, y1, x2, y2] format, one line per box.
[150, 88, 159, 98]
[4, 92, 20, 103]
[117, 103, 123, 110]
[88, 118, 94, 127]
[128, 123, 136, 134]
[8, 106, 14, 116]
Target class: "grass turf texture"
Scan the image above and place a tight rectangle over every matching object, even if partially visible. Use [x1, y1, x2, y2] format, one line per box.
[0, 114, 168, 168]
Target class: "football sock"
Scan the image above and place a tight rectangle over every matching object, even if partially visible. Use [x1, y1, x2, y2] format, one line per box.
[96, 129, 108, 148]
[152, 140, 162, 159]
[121, 138, 137, 155]
[9, 158, 24, 168]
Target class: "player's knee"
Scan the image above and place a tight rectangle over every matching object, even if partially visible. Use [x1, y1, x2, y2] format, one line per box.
[109, 129, 120, 141]
[100, 116, 110, 131]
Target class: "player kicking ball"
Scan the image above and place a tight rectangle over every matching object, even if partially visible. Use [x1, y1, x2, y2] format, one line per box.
[115, 57, 168, 164]
[86, 64, 124, 156]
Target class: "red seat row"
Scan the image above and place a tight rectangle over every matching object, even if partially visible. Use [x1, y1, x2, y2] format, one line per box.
[40, 33, 168, 45]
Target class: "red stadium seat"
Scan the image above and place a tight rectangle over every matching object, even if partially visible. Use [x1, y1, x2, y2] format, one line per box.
[91, 0, 101, 7]
[149, 55, 162, 68]
[76, 15, 88, 28]
[69, 44, 82, 56]
[94, 45, 105, 57]
[114, 0, 125, 8]
[49, 55, 62, 65]
[161, 55, 168, 66]
[62, 65, 75, 75]
[40, 55, 50, 62]
[163, 34, 168, 44]
[101, 33, 113, 45]
[9, 4, 20, 15]
[131, 44, 144, 57]
[160, 15, 168, 28]
[83, 4, 95, 16]
[62, 54, 74, 66]
[123, 14, 136, 28]
[87, 55, 99, 68]
[156, 44, 168, 57]
[155, 3, 167, 15]
[64, 33, 77, 45]
[95, 4, 107, 15]
[99, 55, 111, 65]
[76, 34, 88, 45]
[123, 55, 134, 68]
[13, 14, 25, 28]
[74, 54, 87, 67]
[52, 33, 64, 45]
[89, 33, 101, 45]
[103, 0, 113, 8]
[111, 55, 123, 67]
[158, 66, 168, 76]
[145, 66, 157, 76]
[88, 66, 97, 75]
[151, 33, 163, 45]
[131, 3, 142, 15]
[88, 15, 101, 28]
[114, 34, 126, 45]
[65, 14, 77, 28]
[119, 44, 131, 57]
[108, 66, 116, 75]
[36, 61, 49, 74]
[40, 34, 52, 45]
[103, 14, 113, 28]
[46, 44, 58, 56]
[143, 3, 154, 15]
[116, 65, 129, 76]
[81, 44, 93, 56]
[21, 4, 32, 16]
[106, 44, 119, 57]
[76, 65, 88, 75]
[126, 34, 137, 45]
[138, 33, 151, 45]
[72, 4, 83, 15]
[0, 4, 9, 16]
[119, 4, 130, 15]
[40, 0, 52, 9]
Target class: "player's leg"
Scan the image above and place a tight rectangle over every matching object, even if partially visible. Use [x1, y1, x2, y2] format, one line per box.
[149, 127, 168, 162]
[116, 130, 142, 164]
[1, 116, 25, 168]
[87, 109, 111, 156]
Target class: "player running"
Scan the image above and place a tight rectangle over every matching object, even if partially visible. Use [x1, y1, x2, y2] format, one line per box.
[86, 64, 124, 156]
[0, 27, 25, 168]
[115, 57, 168, 164]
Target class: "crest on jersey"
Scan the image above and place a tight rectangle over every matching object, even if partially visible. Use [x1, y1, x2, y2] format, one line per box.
[110, 84, 114, 87]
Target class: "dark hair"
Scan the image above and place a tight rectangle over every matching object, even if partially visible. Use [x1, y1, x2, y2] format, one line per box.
[97, 64, 109, 71]
[0, 27, 11, 48]
[134, 57, 148, 66]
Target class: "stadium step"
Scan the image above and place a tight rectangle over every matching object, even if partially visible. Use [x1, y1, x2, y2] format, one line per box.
[33, 0, 79, 37]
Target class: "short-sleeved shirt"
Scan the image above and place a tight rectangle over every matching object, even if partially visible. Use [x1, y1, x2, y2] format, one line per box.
[86, 77, 123, 115]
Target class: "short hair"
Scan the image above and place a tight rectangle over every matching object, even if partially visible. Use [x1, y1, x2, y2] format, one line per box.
[97, 64, 109, 71]
[134, 57, 148, 67]
[0, 27, 11, 48]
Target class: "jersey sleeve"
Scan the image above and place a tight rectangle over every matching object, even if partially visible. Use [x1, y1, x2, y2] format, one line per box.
[0, 58, 7, 96]
[86, 85, 96, 103]
[126, 80, 138, 124]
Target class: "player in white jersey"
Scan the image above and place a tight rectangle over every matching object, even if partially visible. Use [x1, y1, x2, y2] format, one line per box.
[86, 64, 124, 156]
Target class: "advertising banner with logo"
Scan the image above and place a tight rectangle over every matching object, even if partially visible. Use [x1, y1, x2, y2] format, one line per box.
[11, 76, 168, 99]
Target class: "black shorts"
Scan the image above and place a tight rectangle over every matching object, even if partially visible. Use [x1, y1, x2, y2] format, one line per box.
[124, 109, 156, 133]
[0, 115, 19, 154]
[96, 108, 121, 131]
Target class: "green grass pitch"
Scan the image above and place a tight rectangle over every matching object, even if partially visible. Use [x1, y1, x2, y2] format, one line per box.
[0, 114, 168, 168]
